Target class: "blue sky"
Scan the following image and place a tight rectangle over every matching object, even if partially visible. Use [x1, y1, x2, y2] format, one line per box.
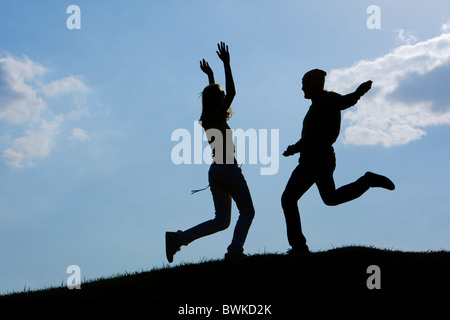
[1, 0, 450, 294]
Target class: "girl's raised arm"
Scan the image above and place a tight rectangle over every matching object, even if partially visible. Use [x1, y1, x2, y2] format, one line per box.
[200, 59, 215, 85]
[216, 42, 235, 108]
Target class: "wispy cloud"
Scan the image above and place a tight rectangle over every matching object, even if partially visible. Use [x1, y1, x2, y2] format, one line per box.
[0, 53, 91, 168]
[393, 29, 418, 45]
[3, 117, 62, 168]
[41, 75, 89, 97]
[0, 54, 46, 124]
[326, 24, 450, 147]
[69, 128, 90, 142]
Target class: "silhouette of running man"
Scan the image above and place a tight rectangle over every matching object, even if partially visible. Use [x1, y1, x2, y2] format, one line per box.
[282, 69, 395, 254]
[165, 42, 255, 263]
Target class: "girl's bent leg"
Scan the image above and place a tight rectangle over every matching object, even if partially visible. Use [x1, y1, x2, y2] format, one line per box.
[180, 174, 232, 246]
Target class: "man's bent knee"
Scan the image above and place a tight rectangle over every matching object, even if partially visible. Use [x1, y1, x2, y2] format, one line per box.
[321, 196, 339, 206]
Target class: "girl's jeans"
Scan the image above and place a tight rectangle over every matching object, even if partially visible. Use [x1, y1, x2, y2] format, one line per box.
[181, 161, 255, 254]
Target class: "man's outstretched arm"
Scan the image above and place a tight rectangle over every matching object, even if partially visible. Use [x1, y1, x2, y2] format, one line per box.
[283, 139, 303, 157]
[338, 80, 372, 110]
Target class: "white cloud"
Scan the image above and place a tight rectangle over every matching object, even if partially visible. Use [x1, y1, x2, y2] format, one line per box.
[394, 29, 418, 45]
[0, 54, 46, 124]
[41, 76, 89, 96]
[441, 21, 450, 33]
[70, 128, 90, 142]
[0, 52, 90, 167]
[66, 106, 89, 121]
[3, 118, 62, 168]
[326, 25, 450, 147]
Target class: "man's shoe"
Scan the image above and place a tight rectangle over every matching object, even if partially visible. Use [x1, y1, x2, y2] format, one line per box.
[365, 172, 395, 190]
[165, 231, 181, 263]
[224, 252, 247, 260]
[286, 246, 310, 255]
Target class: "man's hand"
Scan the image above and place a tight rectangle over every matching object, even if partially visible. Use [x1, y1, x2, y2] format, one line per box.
[283, 145, 296, 157]
[356, 80, 372, 97]
[216, 41, 230, 65]
[200, 59, 213, 77]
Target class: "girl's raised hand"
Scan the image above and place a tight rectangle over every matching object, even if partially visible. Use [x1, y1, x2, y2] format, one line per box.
[200, 59, 213, 76]
[216, 41, 230, 64]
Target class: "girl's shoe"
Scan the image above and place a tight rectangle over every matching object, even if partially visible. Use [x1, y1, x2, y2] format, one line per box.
[165, 231, 181, 263]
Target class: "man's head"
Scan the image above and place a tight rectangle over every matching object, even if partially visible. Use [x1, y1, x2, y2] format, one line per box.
[302, 69, 326, 99]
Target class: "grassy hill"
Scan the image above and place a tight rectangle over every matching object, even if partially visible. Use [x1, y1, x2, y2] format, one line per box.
[2, 246, 449, 311]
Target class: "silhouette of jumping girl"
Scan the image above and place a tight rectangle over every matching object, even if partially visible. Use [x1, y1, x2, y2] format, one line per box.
[282, 69, 395, 254]
[166, 42, 255, 263]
